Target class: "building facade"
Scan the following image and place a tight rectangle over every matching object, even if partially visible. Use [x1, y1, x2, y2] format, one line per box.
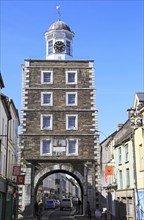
[0, 73, 20, 220]
[100, 132, 117, 219]
[131, 93, 144, 220]
[19, 19, 100, 216]
[100, 92, 144, 220]
[114, 121, 135, 220]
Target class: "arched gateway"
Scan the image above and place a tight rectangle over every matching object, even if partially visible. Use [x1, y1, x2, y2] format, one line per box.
[19, 17, 100, 217]
[34, 164, 85, 204]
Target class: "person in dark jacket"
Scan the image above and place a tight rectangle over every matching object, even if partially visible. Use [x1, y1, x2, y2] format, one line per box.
[87, 201, 91, 220]
[78, 199, 82, 213]
[34, 201, 39, 216]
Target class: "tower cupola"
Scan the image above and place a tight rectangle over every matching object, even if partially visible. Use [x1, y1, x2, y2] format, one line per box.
[45, 19, 74, 60]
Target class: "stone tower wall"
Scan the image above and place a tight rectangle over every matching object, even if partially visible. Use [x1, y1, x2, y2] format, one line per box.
[19, 59, 100, 214]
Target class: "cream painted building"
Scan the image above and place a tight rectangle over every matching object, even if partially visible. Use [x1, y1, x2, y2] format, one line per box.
[100, 121, 136, 220]
[114, 121, 135, 220]
[131, 93, 144, 220]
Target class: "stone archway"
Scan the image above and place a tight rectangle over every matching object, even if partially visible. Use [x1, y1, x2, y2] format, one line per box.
[21, 160, 96, 217]
[24, 161, 95, 217]
[33, 163, 86, 215]
[34, 163, 85, 189]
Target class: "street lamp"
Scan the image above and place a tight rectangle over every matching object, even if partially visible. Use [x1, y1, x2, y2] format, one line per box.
[95, 130, 107, 139]
[127, 101, 144, 220]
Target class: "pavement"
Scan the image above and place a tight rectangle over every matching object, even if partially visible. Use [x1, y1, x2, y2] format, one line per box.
[16, 216, 102, 220]
[76, 215, 100, 220]
[16, 218, 99, 220]
[16, 209, 103, 220]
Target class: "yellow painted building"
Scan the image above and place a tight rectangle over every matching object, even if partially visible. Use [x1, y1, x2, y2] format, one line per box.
[132, 93, 144, 220]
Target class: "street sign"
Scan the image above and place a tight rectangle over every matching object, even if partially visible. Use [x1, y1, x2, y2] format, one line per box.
[17, 175, 25, 185]
[12, 165, 21, 176]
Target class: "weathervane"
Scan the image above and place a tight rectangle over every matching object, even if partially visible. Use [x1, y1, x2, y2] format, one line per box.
[56, 5, 61, 19]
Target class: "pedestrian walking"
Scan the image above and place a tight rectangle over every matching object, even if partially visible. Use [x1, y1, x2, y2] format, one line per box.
[87, 201, 91, 220]
[37, 200, 43, 220]
[34, 201, 39, 217]
[78, 198, 82, 213]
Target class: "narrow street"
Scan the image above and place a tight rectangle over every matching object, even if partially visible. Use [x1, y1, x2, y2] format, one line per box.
[17, 207, 100, 220]
[1, 2, 143, 220]
[41, 208, 76, 219]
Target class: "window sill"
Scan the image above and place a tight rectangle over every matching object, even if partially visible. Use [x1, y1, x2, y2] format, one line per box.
[40, 154, 52, 156]
[41, 128, 52, 130]
[67, 154, 78, 156]
[41, 82, 53, 85]
[66, 83, 77, 85]
[41, 104, 53, 106]
[66, 128, 78, 131]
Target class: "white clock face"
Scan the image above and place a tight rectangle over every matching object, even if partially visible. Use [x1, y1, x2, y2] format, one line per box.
[54, 41, 65, 53]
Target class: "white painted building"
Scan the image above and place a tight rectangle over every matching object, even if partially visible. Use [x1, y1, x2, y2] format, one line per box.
[0, 73, 20, 220]
[0, 95, 20, 179]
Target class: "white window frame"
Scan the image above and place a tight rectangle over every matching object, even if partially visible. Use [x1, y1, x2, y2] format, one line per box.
[40, 139, 52, 156]
[125, 143, 129, 162]
[66, 92, 77, 106]
[119, 170, 123, 189]
[66, 40, 71, 55]
[66, 71, 77, 85]
[41, 92, 53, 106]
[126, 168, 130, 187]
[66, 139, 78, 156]
[41, 71, 53, 84]
[48, 40, 53, 54]
[118, 147, 122, 164]
[41, 114, 53, 130]
[66, 114, 78, 130]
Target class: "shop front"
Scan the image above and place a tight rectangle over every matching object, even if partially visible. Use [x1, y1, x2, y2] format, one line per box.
[0, 176, 6, 220]
[0, 177, 18, 220]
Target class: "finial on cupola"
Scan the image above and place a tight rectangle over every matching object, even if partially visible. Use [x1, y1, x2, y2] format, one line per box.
[44, 4, 74, 60]
[56, 5, 61, 19]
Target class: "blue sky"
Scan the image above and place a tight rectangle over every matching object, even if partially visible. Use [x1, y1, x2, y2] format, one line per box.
[1, 0, 143, 141]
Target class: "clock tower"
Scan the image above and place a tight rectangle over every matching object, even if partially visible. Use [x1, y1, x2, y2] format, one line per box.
[20, 15, 100, 216]
[45, 19, 74, 60]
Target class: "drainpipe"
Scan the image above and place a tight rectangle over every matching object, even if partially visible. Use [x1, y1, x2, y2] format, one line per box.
[30, 163, 35, 217]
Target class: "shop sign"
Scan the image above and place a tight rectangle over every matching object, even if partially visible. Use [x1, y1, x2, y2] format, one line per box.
[13, 166, 21, 176]
[17, 175, 25, 185]
[105, 165, 114, 176]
